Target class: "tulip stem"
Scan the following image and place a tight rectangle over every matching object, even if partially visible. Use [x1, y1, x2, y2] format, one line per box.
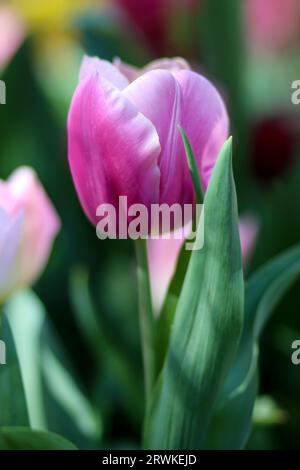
[135, 238, 155, 405]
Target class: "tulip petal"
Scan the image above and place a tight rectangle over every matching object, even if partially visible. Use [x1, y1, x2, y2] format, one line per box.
[113, 57, 140, 83]
[68, 72, 161, 226]
[0, 209, 23, 301]
[143, 57, 191, 74]
[79, 55, 129, 90]
[175, 70, 229, 191]
[114, 56, 190, 83]
[124, 70, 190, 205]
[5, 167, 61, 287]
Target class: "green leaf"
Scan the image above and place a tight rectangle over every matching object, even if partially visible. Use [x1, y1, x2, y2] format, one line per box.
[0, 313, 29, 426]
[0, 427, 77, 450]
[204, 344, 259, 449]
[144, 137, 244, 449]
[42, 345, 102, 440]
[205, 244, 300, 449]
[155, 127, 203, 376]
[6, 290, 47, 430]
[246, 244, 300, 339]
[6, 289, 103, 445]
[70, 266, 144, 428]
[178, 126, 203, 203]
[135, 239, 156, 404]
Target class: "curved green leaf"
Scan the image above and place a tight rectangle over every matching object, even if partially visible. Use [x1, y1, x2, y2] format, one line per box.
[206, 244, 300, 449]
[144, 138, 244, 449]
[0, 427, 77, 450]
[6, 290, 46, 430]
[0, 313, 29, 426]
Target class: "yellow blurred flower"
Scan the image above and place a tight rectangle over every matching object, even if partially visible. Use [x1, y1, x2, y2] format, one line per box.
[7, 0, 103, 34]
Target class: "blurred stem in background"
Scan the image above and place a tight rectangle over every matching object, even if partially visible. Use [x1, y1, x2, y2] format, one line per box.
[135, 239, 155, 406]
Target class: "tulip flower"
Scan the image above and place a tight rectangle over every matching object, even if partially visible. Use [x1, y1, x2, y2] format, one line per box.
[148, 215, 260, 312]
[0, 167, 60, 304]
[68, 55, 228, 231]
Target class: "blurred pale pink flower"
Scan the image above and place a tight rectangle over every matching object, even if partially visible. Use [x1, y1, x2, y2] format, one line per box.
[246, 0, 300, 52]
[0, 209, 23, 303]
[238, 214, 260, 269]
[0, 167, 60, 303]
[148, 215, 259, 313]
[68, 55, 228, 229]
[147, 223, 191, 313]
[0, 7, 25, 70]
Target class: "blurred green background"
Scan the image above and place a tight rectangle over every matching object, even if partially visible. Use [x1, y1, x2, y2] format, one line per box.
[1, 0, 300, 449]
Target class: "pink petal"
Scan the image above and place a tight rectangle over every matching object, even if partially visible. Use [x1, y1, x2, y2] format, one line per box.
[124, 70, 190, 205]
[175, 70, 229, 191]
[143, 57, 191, 74]
[114, 56, 190, 83]
[80, 55, 129, 90]
[113, 57, 140, 83]
[5, 167, 61, 287]
[0, 209, 23, 301]
[68, 72, 161, 226]
[124, 69, 228, 203]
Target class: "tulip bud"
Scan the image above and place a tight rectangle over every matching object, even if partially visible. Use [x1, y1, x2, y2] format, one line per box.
[0, 167, 60, 304]
[68, 55, 228, 235]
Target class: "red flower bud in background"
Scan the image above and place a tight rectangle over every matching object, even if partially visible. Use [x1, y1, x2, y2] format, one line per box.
[115, 0, 199, 55]
[251, 116, 297, 183]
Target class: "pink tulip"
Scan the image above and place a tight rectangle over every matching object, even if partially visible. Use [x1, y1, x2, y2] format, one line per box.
[0, 7, 25, 70]
[68, 55, 228, 230]
[0, 167, 60, 303]
[148, 215, 259, 312]
[246, 0, 300, 52]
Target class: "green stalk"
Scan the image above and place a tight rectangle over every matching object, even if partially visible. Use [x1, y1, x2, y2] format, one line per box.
[135, 238, 155, 405]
